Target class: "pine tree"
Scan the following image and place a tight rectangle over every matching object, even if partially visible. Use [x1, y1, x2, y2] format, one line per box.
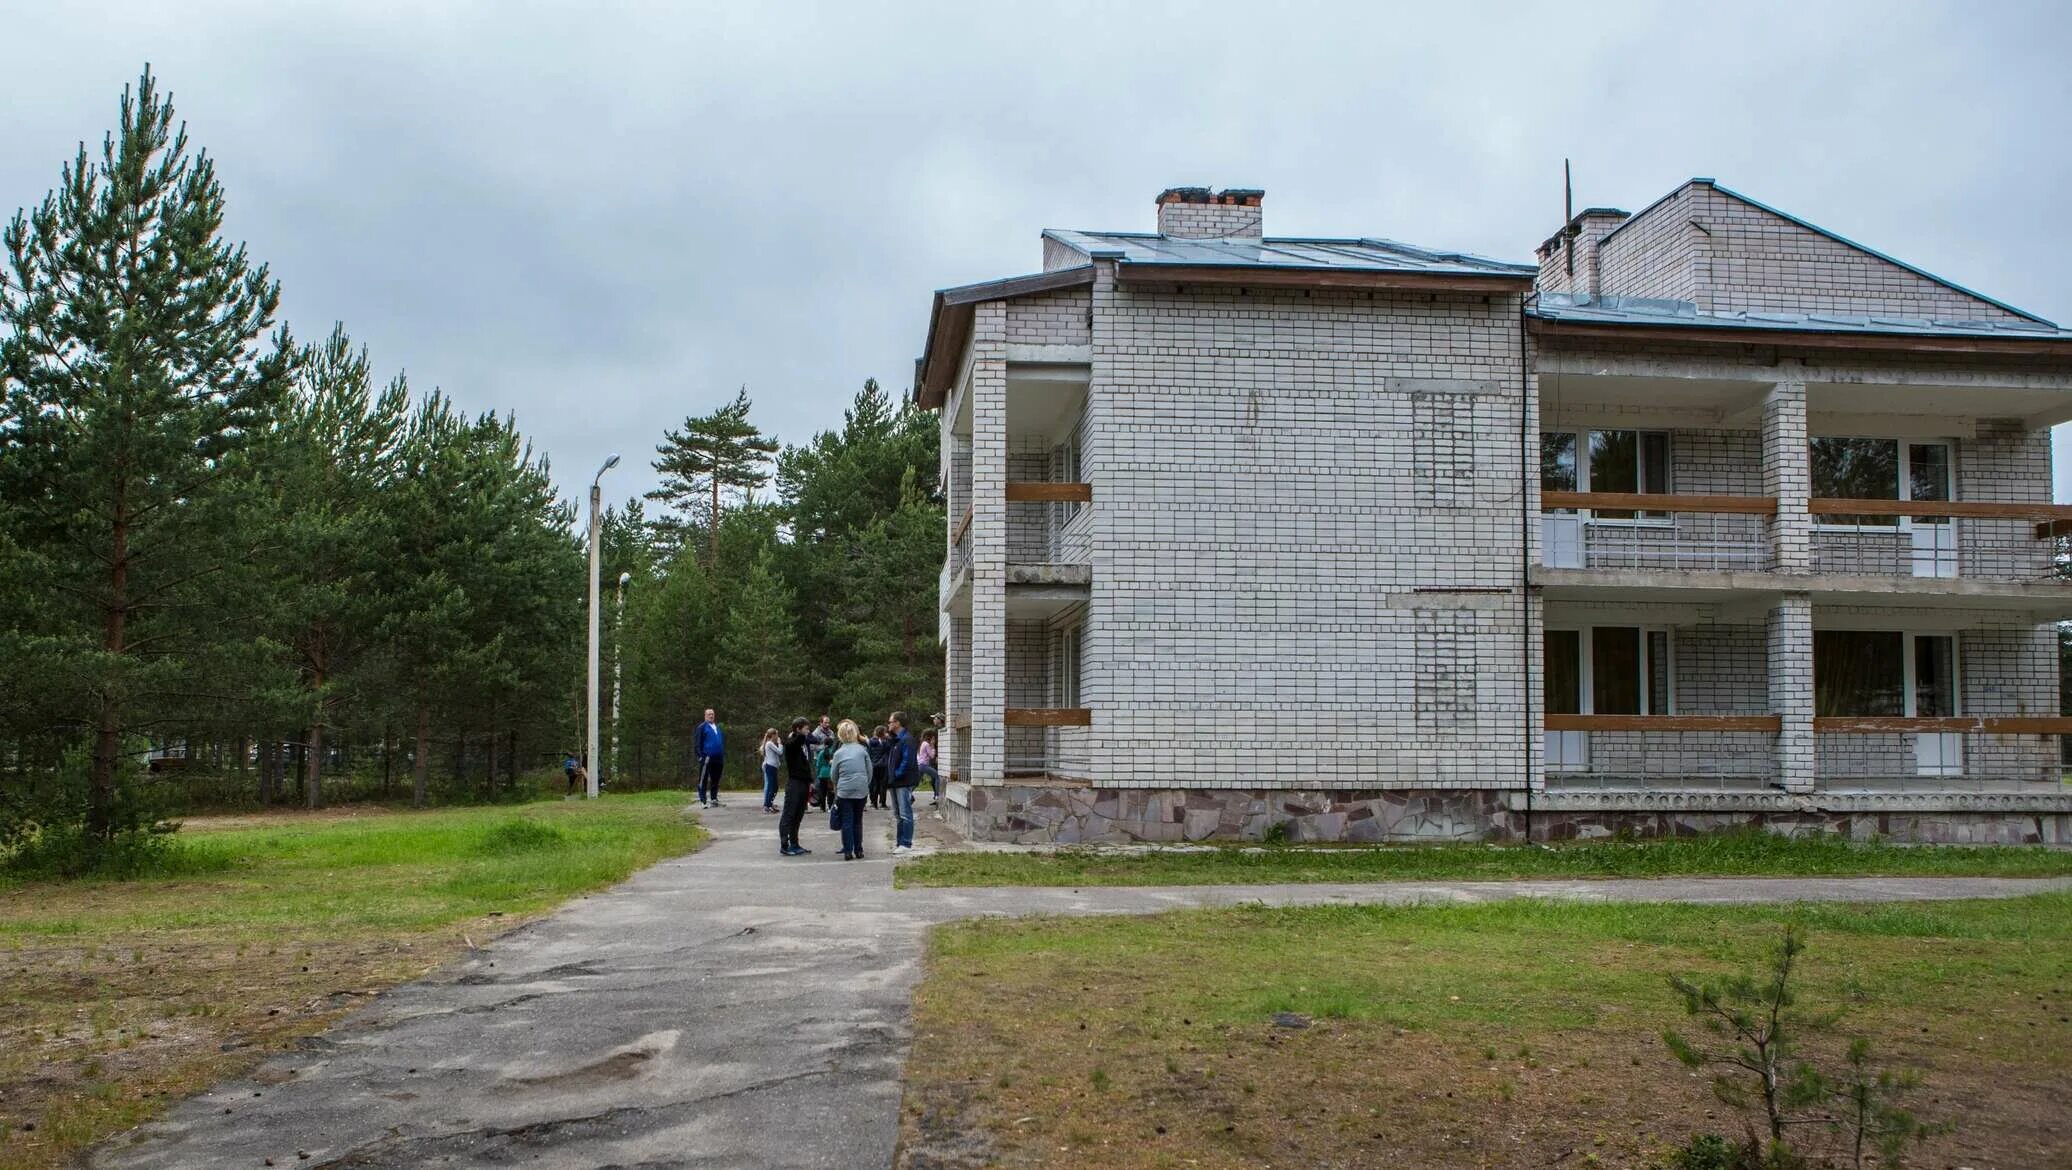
[716, 547, 804, 749]
[0, 67, 289, 845]
[647, 387, 778, 566]
[253, 325, 408, 808]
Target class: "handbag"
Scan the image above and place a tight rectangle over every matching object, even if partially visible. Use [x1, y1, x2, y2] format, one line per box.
[829, 803, 842, 831]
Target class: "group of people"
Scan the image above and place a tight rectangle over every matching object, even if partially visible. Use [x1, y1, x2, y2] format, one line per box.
[693, 707, 940, 859]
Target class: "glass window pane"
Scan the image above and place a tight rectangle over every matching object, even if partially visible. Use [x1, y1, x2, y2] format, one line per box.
[1589, 431, 1639, 493]
[1544, 630, 1580, 715]
[1914, 635, 1955, 717]
[1908, 443, 1951, 519]
[1814, 630, 1905, 716]
[1541, 433, 1577, 494]
[1811, 438, 1899, 525]
[1647, 630, 1670, 715]
[1641, 432, 1670, 494]
[1592, 626, 1642, 715]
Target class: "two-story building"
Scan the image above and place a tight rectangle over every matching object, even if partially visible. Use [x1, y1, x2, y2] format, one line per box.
[914, 182, 2072, 844]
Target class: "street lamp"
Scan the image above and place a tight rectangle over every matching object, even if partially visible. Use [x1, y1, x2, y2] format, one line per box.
[586, 453, 621, 799]
[611, 570, 630, 788]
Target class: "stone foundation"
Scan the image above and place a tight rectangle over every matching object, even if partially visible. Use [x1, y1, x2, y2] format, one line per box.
[945, 782, 2072, 846]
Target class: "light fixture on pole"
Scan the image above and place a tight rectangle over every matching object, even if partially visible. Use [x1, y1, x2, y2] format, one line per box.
[611, 570, 630, 788]
[586, 453, 621, 799]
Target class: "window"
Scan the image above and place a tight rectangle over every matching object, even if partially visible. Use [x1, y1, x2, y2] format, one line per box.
[1810, 438, 1952, 526]
[1059, 626, 1083, 708]
[1541, 429, 1670, 519]
[1544, 626, 1672, 715]
[1814, 630, 1957, 716]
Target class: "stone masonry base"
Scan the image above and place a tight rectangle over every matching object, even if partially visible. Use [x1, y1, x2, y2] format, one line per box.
[945, 782, 2072, 846]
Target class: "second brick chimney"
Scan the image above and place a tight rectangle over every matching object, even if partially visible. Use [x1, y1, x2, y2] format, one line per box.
[1156, 187, 1264, 239]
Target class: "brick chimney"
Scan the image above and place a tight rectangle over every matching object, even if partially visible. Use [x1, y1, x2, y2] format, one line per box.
[1156, 186, 1264, 239]
[1535, 208, 1629, 297]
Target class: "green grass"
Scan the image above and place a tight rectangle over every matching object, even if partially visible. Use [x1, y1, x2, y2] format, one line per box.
[0, 793, 705, 1170]
[897, 830, 2072, 887]
[904, 894, 2072, 1169]
[0, 791, 705, 936]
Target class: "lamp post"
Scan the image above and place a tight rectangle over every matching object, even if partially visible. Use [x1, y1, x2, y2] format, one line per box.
[586, 453, 621, 799]
[611, 570, 630, 787]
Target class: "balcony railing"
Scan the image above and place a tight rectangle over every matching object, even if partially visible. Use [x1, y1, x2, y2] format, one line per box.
[1809, 499, 2072, 581]
[1816, 716, 2071, 788]
[1540, 492, 1776, 572]
[1544, 713, 1780, 787]
[1542, 713, 2072, 789]
[949, 504, 973, 579]
[1007, 481, 1092, 565]
[1005, 708, 1092, 778]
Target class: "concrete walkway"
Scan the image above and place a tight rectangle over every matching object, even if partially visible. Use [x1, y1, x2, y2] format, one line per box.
[92, 804, 2072, 1170]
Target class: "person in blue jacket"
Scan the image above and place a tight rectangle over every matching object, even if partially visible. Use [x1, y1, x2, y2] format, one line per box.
[886, 711, 918, 852]
[695, 708, 726, 808]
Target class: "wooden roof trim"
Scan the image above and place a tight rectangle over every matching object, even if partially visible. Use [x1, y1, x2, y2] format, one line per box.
[915, 266, 1096, 409]
[1528, 315, 2072, 358]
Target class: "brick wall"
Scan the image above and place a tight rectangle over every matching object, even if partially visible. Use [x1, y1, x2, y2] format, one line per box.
[1583, 181, 2031, 322]
[1087, 280, 1531, 789]
[1007, 288, 1091, 345]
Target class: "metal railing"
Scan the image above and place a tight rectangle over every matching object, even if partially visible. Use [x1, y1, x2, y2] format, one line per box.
[1809, 499, 2072, 581]
[1543, 714, 1778, 786]
[1815, 717, 2072, 789]
[1540, 492, 1776, 572]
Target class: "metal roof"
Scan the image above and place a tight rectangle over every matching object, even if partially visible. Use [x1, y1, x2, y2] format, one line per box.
[1528, 292, 2072, 342]
[1042, 229, 1537, 279]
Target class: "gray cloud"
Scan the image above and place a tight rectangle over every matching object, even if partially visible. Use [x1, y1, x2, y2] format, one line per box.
[6, 0, 2070, 507]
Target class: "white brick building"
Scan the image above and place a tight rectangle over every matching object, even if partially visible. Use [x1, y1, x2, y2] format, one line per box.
[915, 182, 2072, 844]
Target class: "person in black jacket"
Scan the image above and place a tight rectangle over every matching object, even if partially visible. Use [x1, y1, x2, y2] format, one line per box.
[866, 724, 891, 810]
[778, 717, 814, 856]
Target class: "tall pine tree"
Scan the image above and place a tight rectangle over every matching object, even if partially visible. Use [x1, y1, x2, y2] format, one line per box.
[647, 387, 778, 565]
[0, 67, 290, 845]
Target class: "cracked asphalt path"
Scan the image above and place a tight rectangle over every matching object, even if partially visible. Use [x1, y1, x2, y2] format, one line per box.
[91, 803, 2071, 1170]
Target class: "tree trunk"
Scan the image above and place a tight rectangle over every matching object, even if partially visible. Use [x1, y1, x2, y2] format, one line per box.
[453, 728, 467, 785]
[88, 506, 129, 843]
[306, 720, 324, 810]
[381, 720, 393, 796]
[709, 474, 721, 564]
[412, 702, 430, 808]
[258, 739, 275, 805]
[507, 729, 518, 790]
[486, 730, 500, 798]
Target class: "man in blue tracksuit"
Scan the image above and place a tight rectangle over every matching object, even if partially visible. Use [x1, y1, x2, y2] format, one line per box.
[886, 710, 918, 851]
[695, 708, 726, 808]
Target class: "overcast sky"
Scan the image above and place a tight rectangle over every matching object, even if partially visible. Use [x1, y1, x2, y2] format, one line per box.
[6, 1, 2071, 507]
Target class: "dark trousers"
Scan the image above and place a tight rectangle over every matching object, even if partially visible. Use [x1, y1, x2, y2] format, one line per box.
[778, 779, 811, 850]
[697, 753, 724, 802]
[869, 766, 887, 808]
[761, 764, 778, 809]
[837, 797, 866, 856]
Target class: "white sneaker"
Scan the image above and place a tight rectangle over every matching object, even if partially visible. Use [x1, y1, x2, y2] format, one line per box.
[893, 844, 913, 853]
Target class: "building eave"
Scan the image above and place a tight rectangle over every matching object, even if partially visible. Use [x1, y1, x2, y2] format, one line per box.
[1526, 314, 2072, 359]
[914, 266, 1096, 409]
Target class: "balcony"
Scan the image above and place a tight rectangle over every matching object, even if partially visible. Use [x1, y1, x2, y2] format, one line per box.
[1006, 481, 1092, 568]
[1544, 714, 1781, 790]
[1541, 491, 1775, 572]
[1543, 713, 2072, 791]
[1005, 708, 1092, 779]
[1810, 499, 2072, 581]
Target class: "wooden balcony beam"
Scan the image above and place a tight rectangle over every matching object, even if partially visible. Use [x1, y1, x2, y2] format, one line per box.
[1542, 491, 1777, 515]
[1005, 481, 1093, 503]
[1810, 497, 2072, 522]
[1813, 715, 2072, 734]
[1004, 707, 1093, 727]
[1544, 714, 1782, 732]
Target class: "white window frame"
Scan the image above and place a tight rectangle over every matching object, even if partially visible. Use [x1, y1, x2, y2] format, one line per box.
[1810, 437, 1956, 532]
[1546, 625, 1675, 716]
[1543, 429, 1675, 528]
[1814, 628, 1959, 718]
[1058, 625, 1083, 708]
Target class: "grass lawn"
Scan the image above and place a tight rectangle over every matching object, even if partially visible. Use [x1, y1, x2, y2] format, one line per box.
[900, 894, 2072, 1169]
[0, 792, 704, 1170]
[897, 832, 2072, 887]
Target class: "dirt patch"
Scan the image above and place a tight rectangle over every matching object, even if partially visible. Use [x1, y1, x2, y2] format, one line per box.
[0, 925, 499, 1170]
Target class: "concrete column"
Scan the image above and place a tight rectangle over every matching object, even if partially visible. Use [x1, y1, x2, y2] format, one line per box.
[1762, 379, 1810, 573]
[968, 303, 1009, 786]
[1767, 593, 1815, 793]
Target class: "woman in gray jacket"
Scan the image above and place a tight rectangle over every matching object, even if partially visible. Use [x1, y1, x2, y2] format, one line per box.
[830, 719, 874, 860]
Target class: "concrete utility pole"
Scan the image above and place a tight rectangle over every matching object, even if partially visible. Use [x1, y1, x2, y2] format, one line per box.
[587, 454, 621, 799]
[612, 570, 630, 786]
